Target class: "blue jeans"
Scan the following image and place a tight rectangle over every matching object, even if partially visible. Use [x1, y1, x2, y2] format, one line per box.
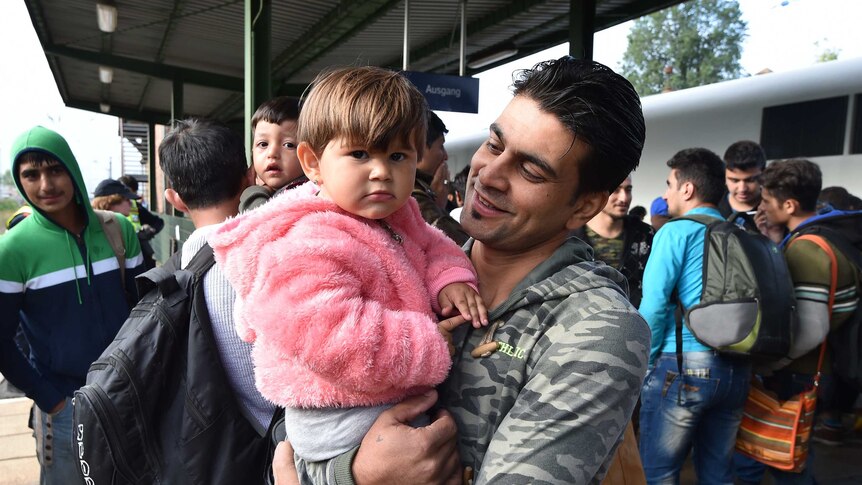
[639, 352, 751, 485]
[33, 397, 77, 485]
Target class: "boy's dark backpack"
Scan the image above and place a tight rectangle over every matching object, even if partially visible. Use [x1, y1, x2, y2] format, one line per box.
[72, 244, 275, 484]
[672, 214, 797, 359]
[793, 211, 862, 389]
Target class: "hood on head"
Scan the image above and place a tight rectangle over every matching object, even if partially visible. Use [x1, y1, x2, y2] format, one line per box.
[9, 125, 93, 225]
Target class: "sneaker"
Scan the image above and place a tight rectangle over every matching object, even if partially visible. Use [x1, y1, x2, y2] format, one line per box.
[812, 423, 847, 446]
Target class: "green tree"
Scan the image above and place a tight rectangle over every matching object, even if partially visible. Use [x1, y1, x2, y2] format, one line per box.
[621, 0, 747, 96]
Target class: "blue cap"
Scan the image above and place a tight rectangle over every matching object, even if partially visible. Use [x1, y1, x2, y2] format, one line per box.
[650, 196, 668, 217]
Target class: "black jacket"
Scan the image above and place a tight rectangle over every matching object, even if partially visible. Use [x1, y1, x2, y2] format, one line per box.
[572, 215, 654, 307]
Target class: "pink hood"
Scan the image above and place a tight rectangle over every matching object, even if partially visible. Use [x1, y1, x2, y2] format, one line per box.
[210, 182, 477, 408]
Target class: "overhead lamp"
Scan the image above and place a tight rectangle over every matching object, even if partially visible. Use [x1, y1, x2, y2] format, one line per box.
[99, 102, 111, 113]
[98, 66, 114, 84]
[467, 46, 519, 70]
[96, 2, 118, 33]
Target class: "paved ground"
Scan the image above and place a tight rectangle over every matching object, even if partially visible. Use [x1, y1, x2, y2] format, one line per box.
[0, 397, 38, 485]
[0, 383, 860, 484]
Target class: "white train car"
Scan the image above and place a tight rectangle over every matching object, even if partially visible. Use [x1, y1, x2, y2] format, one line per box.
[446, 56, 862, 212]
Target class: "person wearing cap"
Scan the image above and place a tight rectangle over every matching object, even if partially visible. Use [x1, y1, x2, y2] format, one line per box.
[5, 205, 32, 231]
[117, 175, 165, 269]
[650, 195, 670, 230]
[0, 127, 144, 484]
[93, 178, 161, 269]
[91, 178, 139, 216]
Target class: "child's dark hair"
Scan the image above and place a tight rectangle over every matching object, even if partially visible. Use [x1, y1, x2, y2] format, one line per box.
[251, 96, 301, 131]
[159, 118, 248, 210]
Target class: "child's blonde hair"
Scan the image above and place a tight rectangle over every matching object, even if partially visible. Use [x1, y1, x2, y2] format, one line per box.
[298, 67, 428, 159]
[91, 194, 126, 211]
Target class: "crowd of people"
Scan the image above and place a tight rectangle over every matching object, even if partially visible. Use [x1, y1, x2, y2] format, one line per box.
[0, 55, 859, 485]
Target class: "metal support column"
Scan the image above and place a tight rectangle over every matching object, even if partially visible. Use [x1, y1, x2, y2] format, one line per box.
[459, 0, 467, 76]
[147, 123, 158, 208]
[171, 76, 184, 122]
[402, 0, 410, 71]
[245, 0, 272, 156]
[570, 0, 595, 60]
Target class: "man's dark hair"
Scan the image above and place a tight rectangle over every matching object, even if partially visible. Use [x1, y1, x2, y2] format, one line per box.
[251, 96, 300, 131]
[426, 111, 449, 148]
[450, 165, 470, 201]
[819, 186, 852, 211]
[117, 174, 139, 193]
[159, 118, 247, 210]
[761, 159, 822, 212]
[667, 148, 726, 205]
[629, 205, 647, 220]
[723, 140, 767, 171]
[512, 56, 645, 197]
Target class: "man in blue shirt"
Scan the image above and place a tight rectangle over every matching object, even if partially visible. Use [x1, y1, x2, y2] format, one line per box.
[638, 148, 752, 484]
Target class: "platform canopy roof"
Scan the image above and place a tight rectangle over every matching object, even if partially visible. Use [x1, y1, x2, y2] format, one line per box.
[26, 0, 686, 124]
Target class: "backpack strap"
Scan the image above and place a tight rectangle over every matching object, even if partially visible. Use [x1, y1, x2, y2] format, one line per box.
[790, 234, 836, 382]
[94, 209, 126, 290]
[185, 243, 215, 278]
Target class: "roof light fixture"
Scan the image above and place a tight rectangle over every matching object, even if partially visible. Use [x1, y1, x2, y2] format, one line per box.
[467, 46, 519, 70]
[99, 102, 111, 113]
[97, 2, 118, 33]
[98, 66, 114, 84]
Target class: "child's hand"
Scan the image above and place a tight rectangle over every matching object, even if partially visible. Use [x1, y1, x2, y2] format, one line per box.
[438, 283, 488, 328]
[437, 315, 468, 357]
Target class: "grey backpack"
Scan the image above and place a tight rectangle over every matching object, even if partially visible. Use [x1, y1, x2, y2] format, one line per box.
[674, 214, 796, 358]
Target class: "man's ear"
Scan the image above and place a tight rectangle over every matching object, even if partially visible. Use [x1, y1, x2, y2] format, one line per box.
[296, 142, 321, 183]
[784, 198, 801, 217]
[164, 188, 190, 214]
[680, 181, 695, 202]
[566, 191, 610, 231]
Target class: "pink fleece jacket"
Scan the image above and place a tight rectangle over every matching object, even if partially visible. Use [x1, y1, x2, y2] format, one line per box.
[209, 182, 478, 409]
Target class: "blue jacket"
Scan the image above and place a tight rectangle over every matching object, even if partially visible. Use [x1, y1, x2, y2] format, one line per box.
[639, 206, 721, 365]
[0, 126, 145, 410]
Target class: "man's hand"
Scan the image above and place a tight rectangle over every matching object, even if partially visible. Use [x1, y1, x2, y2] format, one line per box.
[755, 208, 785, 244]
[49, 399, 66, 415]
[430, 163, 451, 210]
[439, 283, 488, 328]
[272, 441, 301, 485]
[353, 390, 462, 485]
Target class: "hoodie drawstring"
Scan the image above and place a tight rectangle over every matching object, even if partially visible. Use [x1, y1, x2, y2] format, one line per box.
[64, 232, 83, 305]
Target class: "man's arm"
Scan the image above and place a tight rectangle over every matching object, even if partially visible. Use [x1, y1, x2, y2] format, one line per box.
[272, 390, 462, 485]
[638, 226, 684, 365]
[119, 217, 146, 301]
[0, 272, 66, 411]
[137, 204, 165, 235]
[412, 180, 469, 246]
[474, 305, 649, 483]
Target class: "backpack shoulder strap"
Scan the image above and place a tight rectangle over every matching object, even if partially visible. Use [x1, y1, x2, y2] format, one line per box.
[94, 209, 126, 290]
[670, 214, 719, 226]
[789, 234, 835, 378]
[186, 243, 216, 278]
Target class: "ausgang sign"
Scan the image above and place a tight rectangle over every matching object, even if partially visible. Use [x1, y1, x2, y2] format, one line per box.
[404, 71, 480, 114]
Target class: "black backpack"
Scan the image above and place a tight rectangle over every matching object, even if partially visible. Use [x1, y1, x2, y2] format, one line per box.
[672, 214, 797, 359]
[793, 211, 862, 389]
[72, 244, 276, 484]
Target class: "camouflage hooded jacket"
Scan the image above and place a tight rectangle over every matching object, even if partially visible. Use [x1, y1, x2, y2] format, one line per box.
[441, 236, 650, 484]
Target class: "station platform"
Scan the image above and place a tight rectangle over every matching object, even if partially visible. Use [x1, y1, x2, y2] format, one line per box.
[1, 390, 860, 484]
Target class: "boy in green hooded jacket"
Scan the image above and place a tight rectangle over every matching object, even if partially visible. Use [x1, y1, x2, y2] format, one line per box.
[0, 126, 144, 484]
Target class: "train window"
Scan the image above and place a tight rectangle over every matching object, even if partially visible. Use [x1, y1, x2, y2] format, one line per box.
[760, 96, 848, 159]
[852, 94, 862, 154]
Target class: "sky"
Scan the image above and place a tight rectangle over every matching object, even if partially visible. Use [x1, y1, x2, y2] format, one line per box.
[1, 0, 861, 198]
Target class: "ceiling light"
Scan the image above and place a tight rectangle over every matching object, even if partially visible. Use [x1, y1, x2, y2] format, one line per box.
[98, 66, 113, 84]
[99, 102, 111, 113]
[97, 2, 118, 33]
[467, 47, 519, 70]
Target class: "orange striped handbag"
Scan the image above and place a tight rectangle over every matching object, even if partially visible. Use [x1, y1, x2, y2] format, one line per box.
[735, 234, 835, 472]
